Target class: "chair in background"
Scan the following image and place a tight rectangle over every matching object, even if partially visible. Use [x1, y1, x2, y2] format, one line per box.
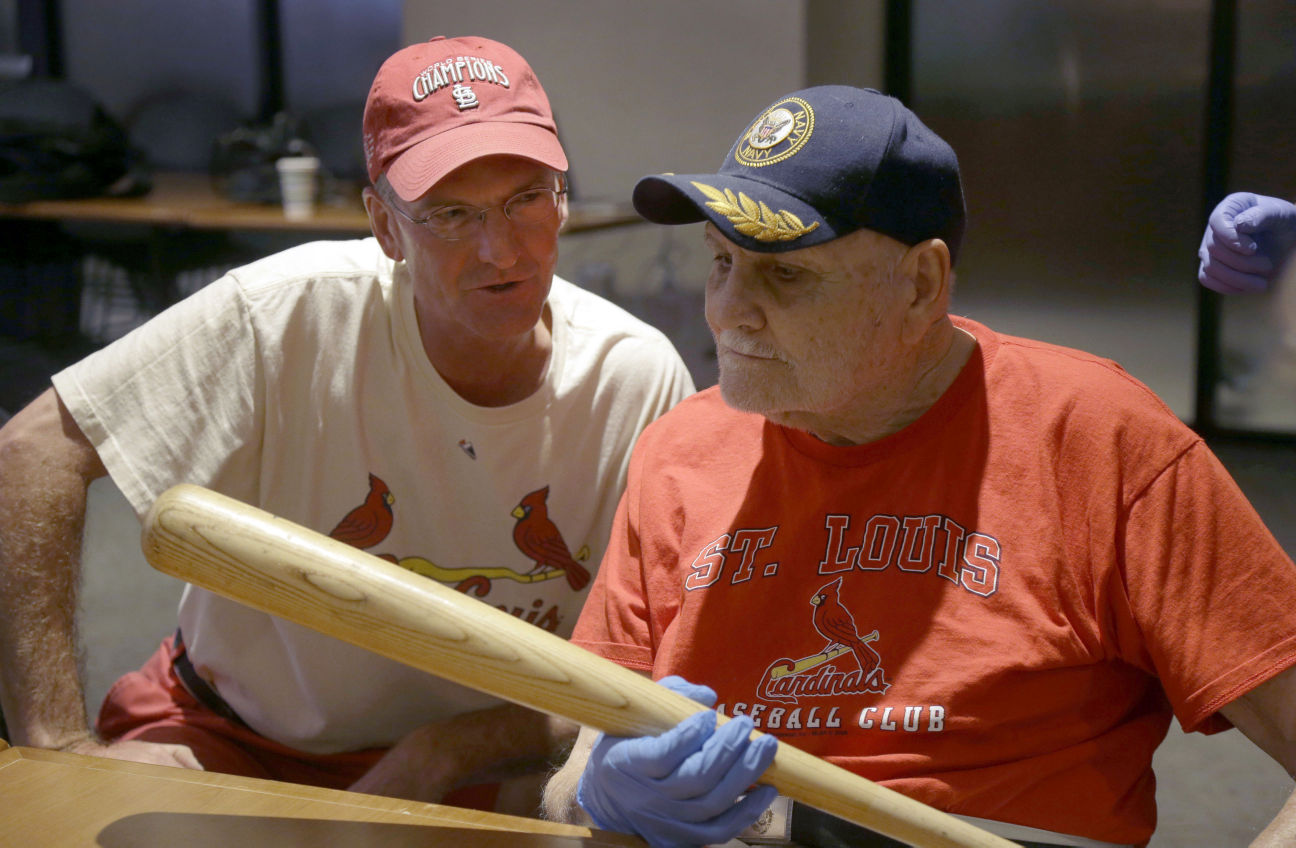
[127, 90, 246, 172]
[67, 91, 248, 342]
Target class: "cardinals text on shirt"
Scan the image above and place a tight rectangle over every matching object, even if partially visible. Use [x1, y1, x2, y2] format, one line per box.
[684, 510, 1001, 597]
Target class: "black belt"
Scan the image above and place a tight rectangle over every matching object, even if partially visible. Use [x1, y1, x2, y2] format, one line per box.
[791, 803, 1059, 848]
[172, 629, 247, 727]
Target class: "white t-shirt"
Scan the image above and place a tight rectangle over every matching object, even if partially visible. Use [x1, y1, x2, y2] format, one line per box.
[54, 237, 695, 753]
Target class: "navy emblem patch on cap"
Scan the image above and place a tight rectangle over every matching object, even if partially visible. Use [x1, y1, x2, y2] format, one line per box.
[735, 97, 813, 168]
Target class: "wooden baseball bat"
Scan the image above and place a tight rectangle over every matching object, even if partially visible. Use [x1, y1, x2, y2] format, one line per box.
[141, 484, 1018, 848]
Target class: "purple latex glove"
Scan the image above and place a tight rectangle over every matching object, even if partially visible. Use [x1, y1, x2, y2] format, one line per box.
[1198, 192, 1296, 293]
[576, 675, 779, 848]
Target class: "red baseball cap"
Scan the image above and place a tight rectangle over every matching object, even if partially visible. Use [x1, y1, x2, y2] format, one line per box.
[362, 36, 568, 202]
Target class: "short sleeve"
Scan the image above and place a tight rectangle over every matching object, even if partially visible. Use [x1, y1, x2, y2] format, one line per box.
[1121, 441, 1296, 732]
[51, 274, 265, 518]
[571, 440, 658, 672]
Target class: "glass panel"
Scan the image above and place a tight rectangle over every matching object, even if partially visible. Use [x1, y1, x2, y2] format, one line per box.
[279, 0, 401, 114]
[1216, 0, 1296, 433]
[278, 0, 401, 184]
[911, 1, 1209, 421]
[61, 0, 261, 121]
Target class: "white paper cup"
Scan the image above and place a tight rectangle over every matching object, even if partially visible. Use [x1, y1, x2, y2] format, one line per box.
[275, 156, 320, 220]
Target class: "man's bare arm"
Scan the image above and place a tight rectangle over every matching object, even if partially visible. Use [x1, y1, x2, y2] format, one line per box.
[0, 388, 197, 767]
[350, 703, 577, 807]
[1219, 664, 1296, 846]
[0, 388, 107, 749]
[541, 723, 599, 823]
[542, 668, 655, 823]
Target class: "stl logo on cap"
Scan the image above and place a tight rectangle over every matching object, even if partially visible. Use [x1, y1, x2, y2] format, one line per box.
[451, 83, 479, 110]
[735, 96, 814, 168]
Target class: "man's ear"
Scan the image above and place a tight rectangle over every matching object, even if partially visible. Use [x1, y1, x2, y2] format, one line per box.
[899, 238, 952, 345]
[362, 185, 404, 262]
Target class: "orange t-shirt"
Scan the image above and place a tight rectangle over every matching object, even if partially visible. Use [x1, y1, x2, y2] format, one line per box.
[572, 318, 1296, 845]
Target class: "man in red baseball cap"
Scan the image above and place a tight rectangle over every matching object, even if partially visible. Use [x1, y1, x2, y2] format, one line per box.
[362, 35, 568, 203]
[0, 35, 693, 815]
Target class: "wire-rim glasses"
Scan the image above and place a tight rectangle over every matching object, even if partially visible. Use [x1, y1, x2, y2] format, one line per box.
[388, 178, 567, 240]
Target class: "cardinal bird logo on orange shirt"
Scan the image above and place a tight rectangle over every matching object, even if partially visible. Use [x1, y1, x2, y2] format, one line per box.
[329, 473, 395, 550]
[810, 576, 884, 677]
[511, 486, 591, 591]
[758, 576, 889, 701]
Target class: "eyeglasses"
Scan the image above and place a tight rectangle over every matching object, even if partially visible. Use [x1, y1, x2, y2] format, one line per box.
[388, 181, 567, 240]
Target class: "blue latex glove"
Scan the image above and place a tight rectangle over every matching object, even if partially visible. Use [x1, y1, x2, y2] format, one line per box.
[576, 675, 779, 848]
[1198, 192, 1296, 293]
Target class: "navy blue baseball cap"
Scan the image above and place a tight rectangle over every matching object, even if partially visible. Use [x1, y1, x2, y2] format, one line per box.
[632, 86, 966, 264]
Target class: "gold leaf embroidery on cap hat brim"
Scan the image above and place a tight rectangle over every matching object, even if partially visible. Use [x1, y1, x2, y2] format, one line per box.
[691, 181, 820, 242]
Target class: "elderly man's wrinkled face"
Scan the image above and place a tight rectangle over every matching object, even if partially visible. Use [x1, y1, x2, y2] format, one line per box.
[703, 224, 911, 432]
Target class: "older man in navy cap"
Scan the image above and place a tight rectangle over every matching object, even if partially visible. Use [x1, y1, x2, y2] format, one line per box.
[542, 86, 1296, 847]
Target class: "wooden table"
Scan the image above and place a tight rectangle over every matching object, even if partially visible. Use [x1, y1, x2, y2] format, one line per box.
[0, 744, 641, 847]
[0, 171, 645, 236]
[0, 172, 370, 234]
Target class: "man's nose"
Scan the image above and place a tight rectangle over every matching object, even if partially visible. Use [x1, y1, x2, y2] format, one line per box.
[474, 207, 521, 267]
[706, 267, 764, 332]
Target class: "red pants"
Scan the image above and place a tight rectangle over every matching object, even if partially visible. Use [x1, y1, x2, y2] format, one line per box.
[97, 635, 497, 808]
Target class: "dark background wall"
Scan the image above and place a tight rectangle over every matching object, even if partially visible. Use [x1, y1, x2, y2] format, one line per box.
[1, 0, 1293, 430]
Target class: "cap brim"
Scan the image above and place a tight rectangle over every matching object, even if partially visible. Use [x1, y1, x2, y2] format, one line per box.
[385, 122, 569, 202]
[632, 173, 840, 253]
